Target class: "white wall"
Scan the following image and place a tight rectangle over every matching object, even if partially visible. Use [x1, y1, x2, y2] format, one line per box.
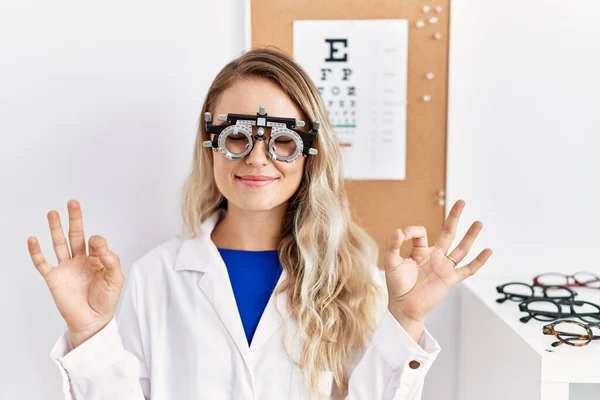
[5, 1, 599, 399]
[443, 1, 600, 399]
[0, 1, 245, 398]
[447, 0, 600, 281]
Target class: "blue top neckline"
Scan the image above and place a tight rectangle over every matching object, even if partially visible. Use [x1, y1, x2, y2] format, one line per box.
[217, 247, 278, 253]
[216, 246, 282, 345]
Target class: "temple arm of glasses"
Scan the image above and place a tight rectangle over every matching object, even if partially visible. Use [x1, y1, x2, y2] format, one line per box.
[552, 332, 600, 340]
[528, 311, 561, 318]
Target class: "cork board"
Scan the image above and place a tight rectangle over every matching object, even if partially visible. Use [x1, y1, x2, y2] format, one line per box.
[250, 0, 449, 266]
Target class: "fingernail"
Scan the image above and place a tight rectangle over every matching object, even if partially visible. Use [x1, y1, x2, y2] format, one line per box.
[103, 248, 110, 257]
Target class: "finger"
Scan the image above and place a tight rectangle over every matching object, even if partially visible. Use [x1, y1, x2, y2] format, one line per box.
[384, 229, 406, 272]
[401, 226, 428, 249]
[434, 199, 465, 254]
[85, 255, 108, 273]
[455, 249, 493, 282]
[93, 241, 123, 286]
[47, 210, 71, 264]
[99, 248, 124, 286]
[88, 235, 108, 259]
[446, 221, 483, 263]
[27, 236, 53, 279]
[88, 235, 121, 274]
[67, 200, 87, 257]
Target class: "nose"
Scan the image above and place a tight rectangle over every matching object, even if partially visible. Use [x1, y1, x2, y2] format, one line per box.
[245, 135, 270, 166]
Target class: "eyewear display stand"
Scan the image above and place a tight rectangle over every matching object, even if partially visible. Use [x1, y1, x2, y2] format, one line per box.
[458, 275, 600, 400]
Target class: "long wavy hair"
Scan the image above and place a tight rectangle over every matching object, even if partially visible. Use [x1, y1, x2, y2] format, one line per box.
[178, 47, 384, 398]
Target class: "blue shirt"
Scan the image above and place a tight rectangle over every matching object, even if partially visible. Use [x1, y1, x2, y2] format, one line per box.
[217, 248, 282, 345]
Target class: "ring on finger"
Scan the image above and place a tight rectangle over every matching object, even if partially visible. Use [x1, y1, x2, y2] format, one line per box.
[446, 254, 458, 267]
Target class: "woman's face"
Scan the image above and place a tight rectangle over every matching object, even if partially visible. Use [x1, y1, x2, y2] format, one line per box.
[211, 77, 307, 213]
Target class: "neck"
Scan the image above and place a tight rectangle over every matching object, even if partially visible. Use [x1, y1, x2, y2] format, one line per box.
[211, 202, 286, 251]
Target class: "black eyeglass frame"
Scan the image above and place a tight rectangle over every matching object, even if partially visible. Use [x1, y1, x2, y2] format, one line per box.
[495, 282, 578, 304]
[518, 297, 600, 324]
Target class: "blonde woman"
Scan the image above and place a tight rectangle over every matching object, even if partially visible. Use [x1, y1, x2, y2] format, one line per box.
[28, 47, 492, 400]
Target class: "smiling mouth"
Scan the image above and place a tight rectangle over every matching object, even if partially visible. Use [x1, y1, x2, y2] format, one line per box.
[235, 176, 278, 187]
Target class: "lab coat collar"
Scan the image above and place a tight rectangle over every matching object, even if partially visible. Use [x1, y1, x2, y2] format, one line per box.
[173, 208, 225, 273]
[173, 207, 292, 368]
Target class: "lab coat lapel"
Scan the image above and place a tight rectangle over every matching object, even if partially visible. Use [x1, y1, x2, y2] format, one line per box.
[249, 268, 291, 356]
[196, 246, 254, 377]
[174, 209, 253, 376]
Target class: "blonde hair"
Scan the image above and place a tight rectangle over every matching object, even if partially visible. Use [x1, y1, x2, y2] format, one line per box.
[178, 47, 384, 397]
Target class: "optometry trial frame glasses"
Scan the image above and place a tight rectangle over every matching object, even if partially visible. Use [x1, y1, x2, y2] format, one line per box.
[203, 105, 320, 163]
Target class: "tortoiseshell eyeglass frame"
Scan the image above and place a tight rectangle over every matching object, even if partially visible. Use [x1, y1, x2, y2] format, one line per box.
[496, 282, 577, 304]
[533, 272, 600, 289]
[542, 319, 600, 347]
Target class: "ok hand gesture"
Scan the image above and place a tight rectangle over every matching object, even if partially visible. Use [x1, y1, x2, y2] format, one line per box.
[27, 200, 124, 348]
[384, 200, 493, 331]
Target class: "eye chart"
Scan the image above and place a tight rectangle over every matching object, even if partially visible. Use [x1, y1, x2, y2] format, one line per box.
[293, 19, 408, 180]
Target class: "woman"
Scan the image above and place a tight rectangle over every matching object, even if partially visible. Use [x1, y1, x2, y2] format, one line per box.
[28, 47, 492, 400]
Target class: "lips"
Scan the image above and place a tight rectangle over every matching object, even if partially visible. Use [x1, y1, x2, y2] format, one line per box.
[235, 175, 278, 187]
[237, 175, 276, 181]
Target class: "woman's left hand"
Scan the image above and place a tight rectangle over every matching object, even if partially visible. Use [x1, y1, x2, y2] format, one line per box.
[383, 200, 493, 332]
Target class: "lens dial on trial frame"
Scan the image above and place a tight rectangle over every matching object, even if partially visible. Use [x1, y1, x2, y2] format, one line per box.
[202, 105, 320, 163]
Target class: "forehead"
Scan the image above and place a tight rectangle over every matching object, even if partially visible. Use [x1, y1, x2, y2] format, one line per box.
[213, 77, 305, 120]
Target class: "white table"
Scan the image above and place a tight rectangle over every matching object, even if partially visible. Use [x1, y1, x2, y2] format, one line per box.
[458, 275, 600, 400]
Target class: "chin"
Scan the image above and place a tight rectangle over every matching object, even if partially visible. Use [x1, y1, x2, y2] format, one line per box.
[235, 199, 282, 212]
[217, 179, 299, 213]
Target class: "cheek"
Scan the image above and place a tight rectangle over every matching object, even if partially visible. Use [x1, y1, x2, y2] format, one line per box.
[212, 155, 233, 187]
[280, 158, 305, 185]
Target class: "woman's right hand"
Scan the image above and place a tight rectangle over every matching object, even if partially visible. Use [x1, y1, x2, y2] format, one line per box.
[27, 199, 125, 349]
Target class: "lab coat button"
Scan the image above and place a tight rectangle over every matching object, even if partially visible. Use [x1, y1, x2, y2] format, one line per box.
[409, 360, 421, 369]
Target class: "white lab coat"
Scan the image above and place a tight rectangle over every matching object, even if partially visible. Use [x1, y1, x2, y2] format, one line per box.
[49, 208, 441, 400]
